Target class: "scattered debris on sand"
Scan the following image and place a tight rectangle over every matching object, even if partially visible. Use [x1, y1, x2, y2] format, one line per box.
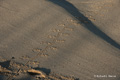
[0, 60, 79, 80]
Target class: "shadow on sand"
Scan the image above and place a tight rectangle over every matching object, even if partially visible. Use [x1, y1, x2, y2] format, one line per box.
[47, 0, 120, 49]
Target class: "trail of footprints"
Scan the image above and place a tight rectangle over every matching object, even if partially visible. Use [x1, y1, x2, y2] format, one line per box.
[86, 0, 114, 17]
[0, 18, 81, 80]
[2, 18, 80, 80]
[30, 20, 75, 58]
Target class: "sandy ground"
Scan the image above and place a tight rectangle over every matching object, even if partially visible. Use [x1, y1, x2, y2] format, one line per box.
[0, 0, 120, 80]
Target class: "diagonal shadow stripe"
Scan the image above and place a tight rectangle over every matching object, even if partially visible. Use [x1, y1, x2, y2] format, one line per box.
[47, 0, 120, 49]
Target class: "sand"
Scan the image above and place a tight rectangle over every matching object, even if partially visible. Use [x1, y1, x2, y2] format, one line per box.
[0, 0, 120, 80]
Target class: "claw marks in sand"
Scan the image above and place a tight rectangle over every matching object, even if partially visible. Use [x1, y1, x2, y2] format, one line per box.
[4, 19, 78, 80]
[32, 19, 75, 57]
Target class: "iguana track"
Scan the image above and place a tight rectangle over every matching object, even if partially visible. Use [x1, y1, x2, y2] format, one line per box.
[6, 18, 75, 80]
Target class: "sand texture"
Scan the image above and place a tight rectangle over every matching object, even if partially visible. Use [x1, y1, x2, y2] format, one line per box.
[0, 0, 120, 80]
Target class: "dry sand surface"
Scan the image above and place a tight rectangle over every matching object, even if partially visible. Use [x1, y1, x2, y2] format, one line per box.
[0, 0, 120, 80]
